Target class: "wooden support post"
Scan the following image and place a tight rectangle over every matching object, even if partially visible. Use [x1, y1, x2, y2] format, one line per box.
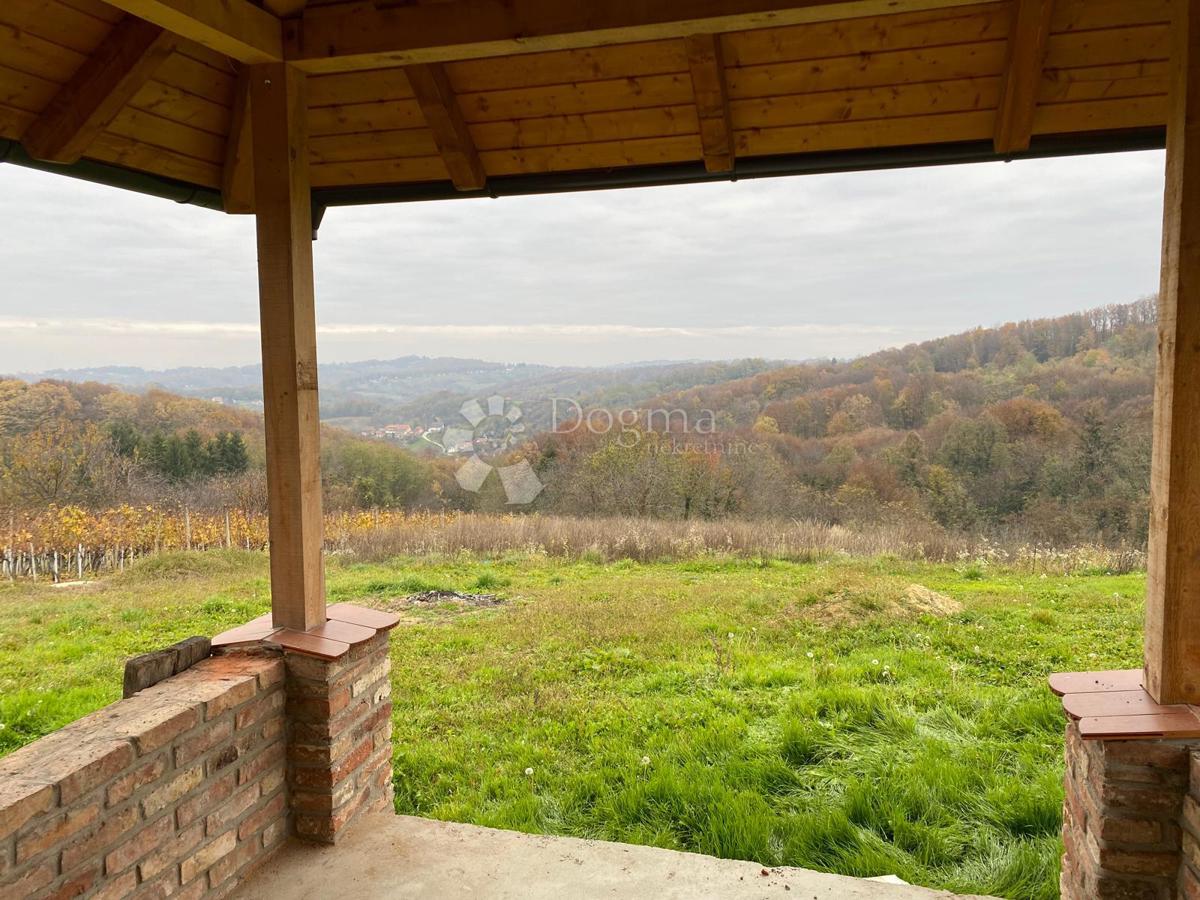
[1145, 0, 1200, 705]
[250, 61, 326, 632]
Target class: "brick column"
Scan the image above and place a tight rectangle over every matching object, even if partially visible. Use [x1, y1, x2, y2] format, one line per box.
[1061, 721, 1191, 900]
[283, 632, 394, 843]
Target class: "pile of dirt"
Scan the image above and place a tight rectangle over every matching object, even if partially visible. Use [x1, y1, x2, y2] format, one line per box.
[400, 590, 505, 608]
[802, 583, 961, 625]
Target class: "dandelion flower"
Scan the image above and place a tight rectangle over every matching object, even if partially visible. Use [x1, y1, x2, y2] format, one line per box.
[727, 632, 734, 640]
[871, 659, 879, 666]
[524, 767, 534, 776]
[640, 756, 651, 766]
[805, 652, 814, 659]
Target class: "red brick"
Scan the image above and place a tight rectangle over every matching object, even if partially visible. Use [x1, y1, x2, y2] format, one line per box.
[139, 821, 203, 881]
[130, 867, 178, 900]
[104, 816, 173, 875]
[238, 792, 286, 841]
[1, 860, 55, 897]
[1097, 814, 1163, 846]
[1104, 742, 1190, 771]
[174, 719, 234, 768]
[45, 863, 99, 899]
[285, 688, 349, 722]
[61, 804, 139, 872]
[206, 838, 259, 888]
[91, 868, 137, 900]
[106, 754, 168, 807]
[180, 830, 236, 884]
[1099, 781, 1183, 816]
[142, 764, 204, 816]
[203, 677, 259, 721]
[235, 691, 284, 730]
[353, 702, 392, 743]
[0, 780, 54, 841]
[256, 660, 286, 690]
[205, 783, 259, 837]
[1093, 876, 1161, 900]
[17, 802, 99, 863]
[143, 707, 201, 753]
[1183, 864, 1200, 900]
[1096, 846, 1179, 877]
[59, 741, 136, 804]
[176, 773, 235, 829]
[294, 785, 368, 843]
[237, 742, 284, 787]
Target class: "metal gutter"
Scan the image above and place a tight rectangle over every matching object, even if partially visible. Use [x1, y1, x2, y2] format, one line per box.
[1, 128, 1166, 227]
[310, 129, 1167, 216]
[0, 139, 224, 211]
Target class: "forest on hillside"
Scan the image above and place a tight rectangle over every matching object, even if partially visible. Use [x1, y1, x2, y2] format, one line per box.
[524, 298, 1158, 546]
[0, 298, 1159, 548]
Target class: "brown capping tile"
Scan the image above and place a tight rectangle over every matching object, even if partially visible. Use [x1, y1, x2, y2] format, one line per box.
[1061, 689, 1180, 721]
[1048, 669, 1143, 697]
[1078, 709, 1200, 741]
[212, 622, 282, 649]
[327, 603, 402, 632]
[307, 618, 377, 646]
[265, 629, 351, 660]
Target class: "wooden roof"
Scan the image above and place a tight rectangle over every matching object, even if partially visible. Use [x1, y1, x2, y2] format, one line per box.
[0, 0, 1170, 210]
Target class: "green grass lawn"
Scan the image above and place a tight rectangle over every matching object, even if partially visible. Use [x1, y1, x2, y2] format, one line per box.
[0, 551, 1144, 898]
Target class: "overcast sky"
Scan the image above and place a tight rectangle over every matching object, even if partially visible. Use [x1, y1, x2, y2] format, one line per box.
[0, 149, 1166, 373]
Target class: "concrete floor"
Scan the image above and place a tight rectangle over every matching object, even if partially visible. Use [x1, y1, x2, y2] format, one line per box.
[233, 814, 992, 900]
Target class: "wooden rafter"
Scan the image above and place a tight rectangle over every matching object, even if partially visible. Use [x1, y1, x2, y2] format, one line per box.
[405, 63, 487, 191]
[263, 0, 308, 16]
[993, 0, 1055, 154]
[684, 33, 734, 174]
[222, 67, 254, 214]
[22, 17, 178, 164]
[285, 0, 999, 73]
[101, 0, 282, 64]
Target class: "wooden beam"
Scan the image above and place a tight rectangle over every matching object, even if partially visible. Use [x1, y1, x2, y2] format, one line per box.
[22, 17, 178, 164]
[684, 33, 734, 173]
[405, 64, 486, 191]
[249, 61, 326, 633]
[285, 0, 997, 73]
[263, 0, 308, 16]
[222, 67, 254, 213]
[101, 0, 282, 64]
[993, 0, 1055, 154]
[1145, 0, 1200, 705]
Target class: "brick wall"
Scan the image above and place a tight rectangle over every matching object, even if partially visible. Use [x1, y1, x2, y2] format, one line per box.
[283, 632, 394, 843]
[1061, 720, 1193, 900]
[0, 651, 289, 899]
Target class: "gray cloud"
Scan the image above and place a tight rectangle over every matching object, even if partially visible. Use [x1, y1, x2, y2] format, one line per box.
[0, 150, 1165, 371]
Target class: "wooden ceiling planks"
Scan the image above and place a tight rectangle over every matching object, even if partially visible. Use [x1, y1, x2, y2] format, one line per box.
[0, 0, 1176, 197]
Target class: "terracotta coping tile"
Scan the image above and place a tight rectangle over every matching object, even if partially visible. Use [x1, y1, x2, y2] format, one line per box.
[1051, 668, 1200, 741]
[1061, 689, 1179, 720]
[1078, 710, 1200, 741]
[212, 604, 399, 660]
[211, 622, 282, 648]
[307, 619, 377, 646]
[264, 629, 351, 660]
[1048, 669, 1143, 697]
[327, 603, 402, 632]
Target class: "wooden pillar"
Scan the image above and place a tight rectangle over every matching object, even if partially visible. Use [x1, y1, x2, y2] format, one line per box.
[1145, 0, 1200, 704]
[249, 62, 326, 632]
